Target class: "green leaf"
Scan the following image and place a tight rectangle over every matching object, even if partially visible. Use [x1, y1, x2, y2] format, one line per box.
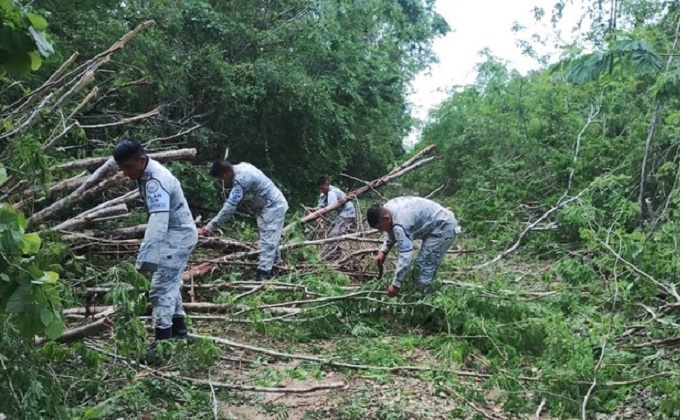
[34, 271, 58, 285]
[0, 165, 6, 185]
[0, 0, 14, 14]
[26, 13, 48, 31]
[666, 112, 680, 125]
[0, 273, 9, 282]
[28, 50, 41, 71]
[21, 232, 41, 255]
[11, 30, 34, 52]
[6, 285, 29, 313]
[40, 307, 54, 326]
[0, 25, 12, 52]
[44, 319, 63, 339]
[83, 406, 106, 420]
[3, 51, 31, 76]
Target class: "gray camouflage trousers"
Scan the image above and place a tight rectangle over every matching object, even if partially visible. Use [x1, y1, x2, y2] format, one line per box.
[257, 203, 288, 272]
[414, 220, 457, 291]
[320, 217, 356, 260]
[149, 240, 196, 330]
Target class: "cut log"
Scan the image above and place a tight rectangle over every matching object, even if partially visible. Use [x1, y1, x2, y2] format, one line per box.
[199, 237, 255, 252]
[19, 171, 88, 199]
[108, 224, 147, 239]
[52, 203, 128, 232]
[182, 262, 214, 281]
[29, 159, 120, 224]
[75, 190, 140, 220]
[34, 316, 112, 346]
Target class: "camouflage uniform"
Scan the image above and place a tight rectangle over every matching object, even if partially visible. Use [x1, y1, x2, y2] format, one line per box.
[379, 197, 461, 292]
[208, 163, 288, 272]
[136, 159, 198, 330]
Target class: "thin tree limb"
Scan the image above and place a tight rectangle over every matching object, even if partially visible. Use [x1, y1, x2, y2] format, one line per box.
[581, 338, 607, 420]
[77, 107, 162, 129]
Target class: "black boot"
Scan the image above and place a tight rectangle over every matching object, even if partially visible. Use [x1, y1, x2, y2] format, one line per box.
[171, 316, 189, 339]
[140, 327, 172, 365]
[255, 269, 271, 282]
[271, 265, 280, 278]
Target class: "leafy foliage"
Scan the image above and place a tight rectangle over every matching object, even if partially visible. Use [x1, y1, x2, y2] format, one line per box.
[21, 0, 448, 204]
[0, 191, 63, 339]
[0, 0, 53, 76]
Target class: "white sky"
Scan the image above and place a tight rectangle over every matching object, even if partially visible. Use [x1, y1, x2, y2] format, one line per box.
[407, 0, 585, 145]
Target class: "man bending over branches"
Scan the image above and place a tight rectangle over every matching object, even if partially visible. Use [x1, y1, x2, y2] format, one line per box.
[199, 159, 289, 282]
[113, 138, 198, 359]
[314, 176, 356, 259]
[367, 197, 461, 297]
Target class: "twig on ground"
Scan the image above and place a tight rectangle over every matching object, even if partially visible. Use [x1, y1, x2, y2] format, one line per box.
[191, 333, 490, 377]
[86, 341, 345, 393]
[595, 237, 680, 305]
[209, 372, 218, 419]
[535, 398, 546, 420]
[232, 283, 267, 303]
[581, 338, 607, 420]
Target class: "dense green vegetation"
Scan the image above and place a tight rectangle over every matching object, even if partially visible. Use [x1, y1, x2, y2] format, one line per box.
[17, 0, 447, 202]
[3, 0, 680, 418]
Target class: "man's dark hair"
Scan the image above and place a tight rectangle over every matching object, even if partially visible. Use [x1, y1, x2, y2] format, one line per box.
[210, 159, 233, 178]
[316, 176, 328, 187]
[113, 137, 145, 163]
[366, 203, 384, 228]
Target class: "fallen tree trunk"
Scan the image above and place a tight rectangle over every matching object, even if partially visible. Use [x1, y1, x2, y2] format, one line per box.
[52, 203, 129, 232]
[385, 145, 438, 177]
[296, 153, 441, 226]
[54, 148, 197, 172]
[16, 171, 88, 201]
[62, 234, 252, 255]
[53, 191, 139, 232]
[61, 223, 147, 241]
[34, 316, 112, 346]
[76, 190, 140, 219]
[199, 237, 254, 252]
[29, 162, 121, 225]
[31, 148, 196, 226]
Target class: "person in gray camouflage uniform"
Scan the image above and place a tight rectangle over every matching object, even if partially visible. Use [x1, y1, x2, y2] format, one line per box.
[113, 138, 198, 355]
[314, 176, 355, 260]
[199, 159, 288, 282]
[367, 197, 461, 297]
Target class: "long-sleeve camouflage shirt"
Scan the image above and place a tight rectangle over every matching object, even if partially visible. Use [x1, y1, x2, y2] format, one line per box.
[316, 185, 355, 220]
[208, 162, 288, 230]
[136, 158, 197, 272]
[379, 196, 460, 287]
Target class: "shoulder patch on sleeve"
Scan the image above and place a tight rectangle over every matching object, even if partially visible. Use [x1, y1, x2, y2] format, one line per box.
[147, 179, 160, 193]
[145, 179, 170, 213]
[227, 183, 244, 206]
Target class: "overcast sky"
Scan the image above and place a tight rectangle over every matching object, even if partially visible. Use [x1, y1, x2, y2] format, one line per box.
[406, 0, 584, 144]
